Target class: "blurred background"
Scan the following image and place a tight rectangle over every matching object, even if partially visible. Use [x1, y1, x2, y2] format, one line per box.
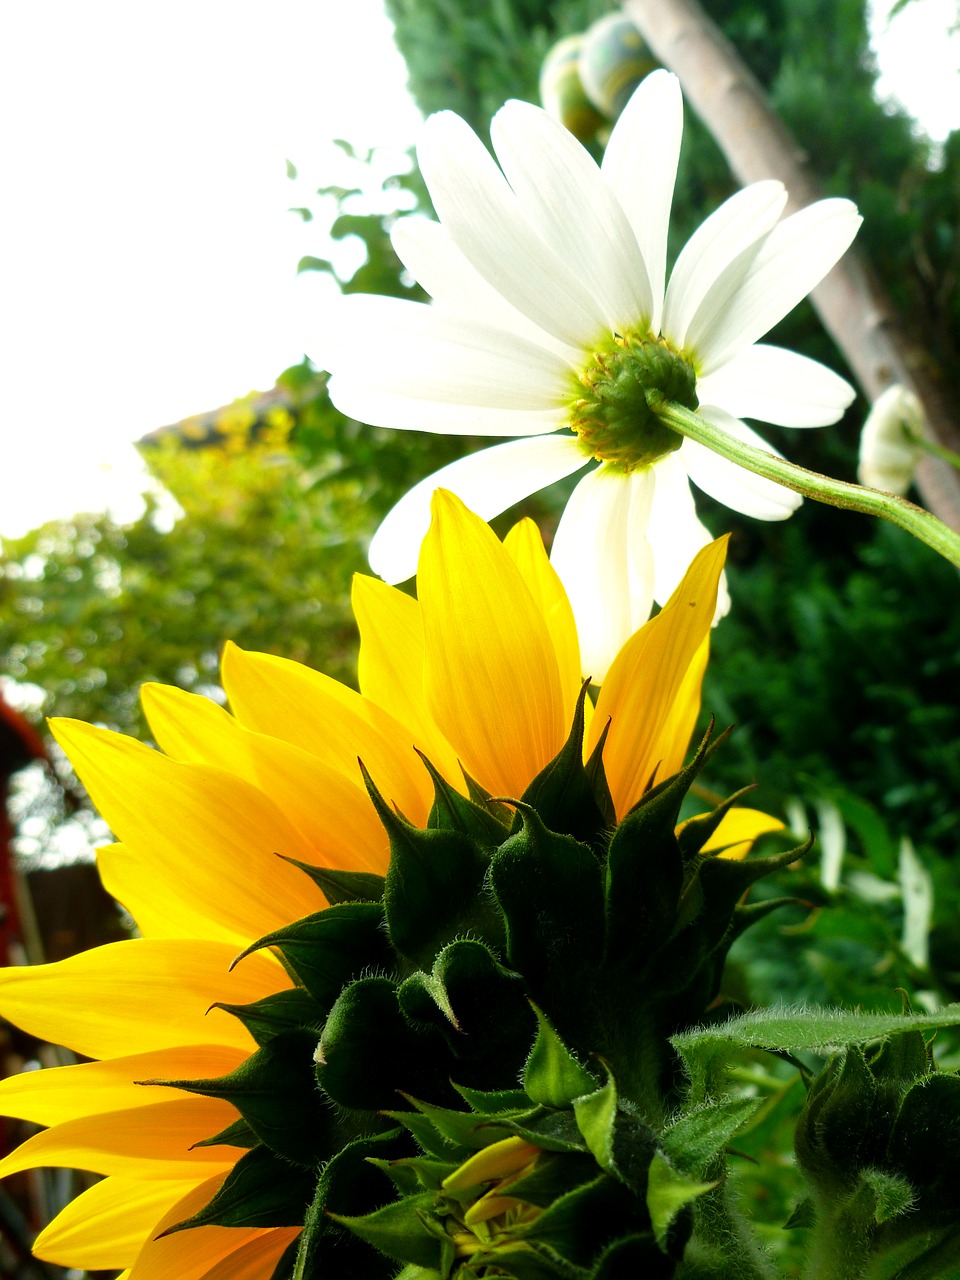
[1, 2, 959, 1274]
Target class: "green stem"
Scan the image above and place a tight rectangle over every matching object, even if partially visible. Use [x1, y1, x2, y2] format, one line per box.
[655, 400, 960, 569]
[914, 431, 960, 473]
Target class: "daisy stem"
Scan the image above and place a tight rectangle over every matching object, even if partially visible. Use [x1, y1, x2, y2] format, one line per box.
[655, 399, 960, 569]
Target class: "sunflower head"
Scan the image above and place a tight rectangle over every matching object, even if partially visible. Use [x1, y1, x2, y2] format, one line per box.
[568, 332, 697, 473]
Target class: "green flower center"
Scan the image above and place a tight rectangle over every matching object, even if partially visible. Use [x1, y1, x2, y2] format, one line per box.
[568, 332, 699, 472]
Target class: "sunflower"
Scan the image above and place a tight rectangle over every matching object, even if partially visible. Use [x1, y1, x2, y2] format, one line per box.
[320, 70, 861, 677]
[0, 494, 777, 1277]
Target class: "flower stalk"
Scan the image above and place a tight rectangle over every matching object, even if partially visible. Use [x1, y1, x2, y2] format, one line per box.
[654, 398, 960, 569]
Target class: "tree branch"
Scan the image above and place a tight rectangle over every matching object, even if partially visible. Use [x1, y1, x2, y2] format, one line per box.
[624, 0, 960, 533]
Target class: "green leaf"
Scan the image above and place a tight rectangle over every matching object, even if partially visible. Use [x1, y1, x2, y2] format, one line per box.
[645, 1152, 716, 1250]
[573, 1066, 618, 1173]
[331, 1192, 441, 1269]
[524, 1006, 600, 1108]
[164, 1144, 314, 1232]
[191, 1115, 259, 1150]
[671, 1003, 960, 1060]
[659, 1096, 762, 1177]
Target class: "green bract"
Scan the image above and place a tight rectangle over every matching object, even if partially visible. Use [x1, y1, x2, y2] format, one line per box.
[158, 702, 806, 1278]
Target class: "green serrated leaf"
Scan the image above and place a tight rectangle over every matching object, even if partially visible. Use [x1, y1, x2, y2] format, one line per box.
[659, 1096, 761, 1177]
[671, 1003, 960, 1059]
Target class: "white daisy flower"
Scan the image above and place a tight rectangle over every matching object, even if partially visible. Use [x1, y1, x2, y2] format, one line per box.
[319, 70, 861, 679]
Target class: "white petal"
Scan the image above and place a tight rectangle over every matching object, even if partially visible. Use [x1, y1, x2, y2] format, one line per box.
[662, 181, 787, 350]
[690, 199, 863, 374]
[646, 454, 728, 618]
[682, 407, 803, 520]
[418, 110, 606, 347]
[697, 344, 856, 427]
[601, 71, 683, 332]
[391, 217, 579, 361]
[491, 99, 653, 332]
[321, 294, 570, 410]
[328, 381, 567, 438]
[369, 435, 589, 584]
[550, 465, 655, 682]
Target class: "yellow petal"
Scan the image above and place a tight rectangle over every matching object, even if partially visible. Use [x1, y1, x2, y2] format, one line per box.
[502, 517, 583, 729]
[126, 1174, 272, 1280]
[50, 719, 327, 945]
[141, 684, 389, 877]
[0, 1043, 248, 1126]
[33, 1175, 201, 1269]
[589, 538, 727, 817]
[195, 1227, 301, 1280]
[700, 807, 786, 861]
[0, 938, 286, 1058]
[418, 491, 567, 798]
[221, 641, 432, 823]
[352, 573, 463, 786]
[0, 1095, 241, 1179]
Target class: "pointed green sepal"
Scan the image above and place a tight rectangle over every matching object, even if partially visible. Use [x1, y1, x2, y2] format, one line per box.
[232, 902, 394, 1013]
[162, 1144, 315, 1233]
[675, 786, 759, 859]
[573, 1062, 618, 1173]
[515, 682, 609, 848]
[211, 987, 325, 1048]
[387, 1094, 524, 1152]
[524, 1005, 600, 1108]
[154, 1029, 328, 1166]
[490, 806, 605, 1011]
[416, 749, 509, 844]
[191, 1115, 259, 1150]
[362, 763, 497, 968]
[276, 855, 385, 904]
[783, 1198, 816, 1229]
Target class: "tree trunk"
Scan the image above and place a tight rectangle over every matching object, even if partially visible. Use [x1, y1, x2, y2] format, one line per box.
[625, 0, 960, 532]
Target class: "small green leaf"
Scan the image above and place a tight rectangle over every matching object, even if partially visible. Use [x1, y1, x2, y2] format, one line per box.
[783, 1198, 816, 1229]
[524, 1006, 599, 1108]
[331, 1192, 441, 1269]
[645, 1152, 716, 1250]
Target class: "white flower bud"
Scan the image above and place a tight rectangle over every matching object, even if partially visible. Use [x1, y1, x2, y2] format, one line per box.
[858, 385, 928, 495]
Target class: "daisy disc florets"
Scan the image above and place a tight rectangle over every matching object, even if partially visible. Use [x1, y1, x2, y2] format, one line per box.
[320, 70, 862, 679]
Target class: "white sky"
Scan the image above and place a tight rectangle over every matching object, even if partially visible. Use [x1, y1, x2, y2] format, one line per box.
[0, 0, 422, 537]
[1, 0, 958, 540]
